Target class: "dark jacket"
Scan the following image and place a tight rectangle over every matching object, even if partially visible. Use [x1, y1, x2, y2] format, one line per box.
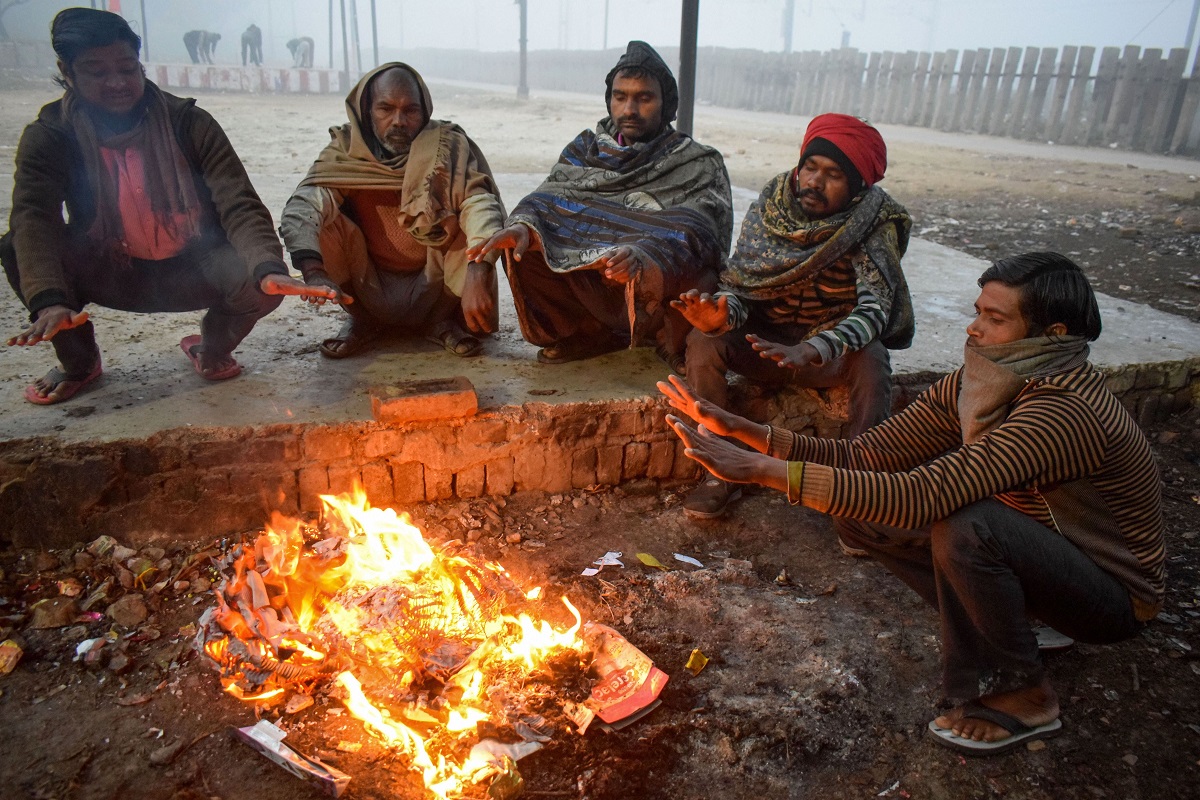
[5, 85, 286, 314]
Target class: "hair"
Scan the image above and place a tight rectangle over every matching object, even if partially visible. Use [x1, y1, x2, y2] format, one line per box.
[51, 7, 141, 85]
[614, 65, 656, 85]
[978, 252, 1102, 341]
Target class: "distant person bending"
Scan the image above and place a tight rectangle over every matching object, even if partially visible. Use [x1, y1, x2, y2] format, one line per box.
[662, 252, 1164, 756]
[278, 64, 504, 358]
[287, 36, 314, 68]
[199, 30, 220, 64]
[241, 24, 262, 67]
[2, 8, 333, 404]
[467, 41, 732, 369]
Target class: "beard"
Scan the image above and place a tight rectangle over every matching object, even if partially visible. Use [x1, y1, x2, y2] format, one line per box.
[378, 128, 413, 157]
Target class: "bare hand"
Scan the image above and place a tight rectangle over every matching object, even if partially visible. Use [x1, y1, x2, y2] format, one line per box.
[467, 224, 531, 263]
[462, 261, 499, 334]
[8, 305, 90, 346]
[666, 414, 788, 492]
[748, 335, 820, 369]
[656, 374, 742, 438]
[259, 272, 352, 305]
[670, 289, 729, 334]
[600, 246, 643, 283]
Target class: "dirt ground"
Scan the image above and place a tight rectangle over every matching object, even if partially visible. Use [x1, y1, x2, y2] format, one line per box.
[1, 71, 1199, 799]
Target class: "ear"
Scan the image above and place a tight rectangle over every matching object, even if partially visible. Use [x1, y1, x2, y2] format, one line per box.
[1044, 322, 1068, 337]
[56, 59, 73, 88]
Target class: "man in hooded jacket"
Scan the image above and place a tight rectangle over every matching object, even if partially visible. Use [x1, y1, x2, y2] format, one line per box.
[279, 63, 505, 358]
[468, 41, 732, 369]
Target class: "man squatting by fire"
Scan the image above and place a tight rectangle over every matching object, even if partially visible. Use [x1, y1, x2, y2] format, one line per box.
[661, 252, 1164, 755]
[278, 63, 504, 359]
[672, 114, 913, 521]
[468, 41, 733, 371]
[3, 7, 334, 404]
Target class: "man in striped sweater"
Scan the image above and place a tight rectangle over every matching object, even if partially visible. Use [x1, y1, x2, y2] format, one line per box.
[661, 252, 1164, 755]
[672, 114, 913, 519]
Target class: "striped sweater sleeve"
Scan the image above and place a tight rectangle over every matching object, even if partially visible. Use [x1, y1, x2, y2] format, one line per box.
[796, 387, 1109, 531]
[805, 275, 886, 363]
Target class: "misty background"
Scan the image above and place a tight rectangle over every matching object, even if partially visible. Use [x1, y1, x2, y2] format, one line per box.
[1, 0, 1198, 68]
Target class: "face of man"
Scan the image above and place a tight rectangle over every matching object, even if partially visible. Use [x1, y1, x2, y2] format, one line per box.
[795, 154, 853, 219]
[966, 281, 1034, 347]
[370, 70, 425, 156]
[609, 72, 664, 143]
[62, 41, 145, 117]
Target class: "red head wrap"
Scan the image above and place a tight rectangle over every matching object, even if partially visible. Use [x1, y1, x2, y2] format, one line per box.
[800, 113, 887, 188]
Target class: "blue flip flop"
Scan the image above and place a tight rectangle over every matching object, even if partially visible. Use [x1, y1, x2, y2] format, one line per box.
[927, 700, 1062, 756]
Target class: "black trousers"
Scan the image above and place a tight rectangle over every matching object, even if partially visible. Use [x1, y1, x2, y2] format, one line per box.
[3, 236, 281, 374]
[835, 498, 1142, 701]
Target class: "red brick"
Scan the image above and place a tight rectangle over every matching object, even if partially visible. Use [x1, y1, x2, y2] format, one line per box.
[456, 464, 486, 498]
[484, 458, 514, 496]
[362, 429, 406, 460]
[371, 376, 477, 424]
[360, 461, 394, 505]
[298, 466, 329, 512]
[596, 445, 624, 485]
[512, 447, 545, 491]
[326, 464, 359, 496]
[571, 448, 598, 488]
[242, 436, 301, 464]
[425, 466, 455, 501]
[397, 429, 456, 465]
[623, 442, 650, 479]
[460, 419, 509, 446]
[391, 462, 425, 505]
[303, 427, 354, 461]
[647, 440, 675, 479]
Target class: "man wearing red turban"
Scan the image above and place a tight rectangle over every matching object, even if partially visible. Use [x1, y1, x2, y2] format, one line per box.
[672, 113, 913, 522]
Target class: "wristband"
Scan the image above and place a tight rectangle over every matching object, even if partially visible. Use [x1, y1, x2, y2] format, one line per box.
[786, 461, 805, 505]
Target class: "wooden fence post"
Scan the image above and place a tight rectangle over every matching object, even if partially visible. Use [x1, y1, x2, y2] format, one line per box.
[1006, 46, 1040, 137]
[961, 48, 991, 130]
[1046, 45, 1078, 143]
[1102, 45, 1142, 145]
[1147, 47, 1189, 152]
[920, 50, 945, 126]
[1127, 48, 1166, 151]
[932, 49, 958, 129]
[860, 50, 882, 121]
[978, 46, 1010, 134]
[947, 48, 978, 131]
[1169, 40, 1200, 154]
[1087, 46, 1122, 145]
[1023, 46, 1058, 140]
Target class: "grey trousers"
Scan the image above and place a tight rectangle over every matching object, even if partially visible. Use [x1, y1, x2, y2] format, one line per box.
[835, 498, 1142, 700]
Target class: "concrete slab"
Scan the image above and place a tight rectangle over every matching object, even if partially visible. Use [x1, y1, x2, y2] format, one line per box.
[0, 174, 1197, 445]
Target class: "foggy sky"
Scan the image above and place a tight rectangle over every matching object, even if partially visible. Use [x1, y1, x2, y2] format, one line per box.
[5, 0, 1198, 66]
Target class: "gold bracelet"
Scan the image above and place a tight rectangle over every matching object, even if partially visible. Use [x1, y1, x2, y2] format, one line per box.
[786, 461, 805, 505]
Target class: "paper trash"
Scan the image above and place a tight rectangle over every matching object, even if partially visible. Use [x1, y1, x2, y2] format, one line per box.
[580, 622, 669, 731]
[233, 720, 350, 797]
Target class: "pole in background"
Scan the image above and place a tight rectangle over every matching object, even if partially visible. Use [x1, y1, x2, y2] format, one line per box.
[328, 0, 334, 69]
[677, 0, 699, 136]
[348, 0, 362, 76]
[517, 0, 529, 99]
[782, 0, 794, 54]
[603, 0, 609, 50]
[1187, 0, 1200, 67]
[138, 0, 148, 60]
[339, 0, 350, 90]
[370, 0, 378, 67]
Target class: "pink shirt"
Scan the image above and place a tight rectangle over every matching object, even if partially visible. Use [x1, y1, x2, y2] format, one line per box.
[100, 146, 198, 260]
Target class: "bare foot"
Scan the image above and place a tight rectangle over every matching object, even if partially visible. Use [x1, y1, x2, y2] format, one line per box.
[934, 677, 1059, 742]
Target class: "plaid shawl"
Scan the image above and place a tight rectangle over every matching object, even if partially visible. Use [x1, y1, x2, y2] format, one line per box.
[509, 117, 732, 288]
[720, 173, 914, 349]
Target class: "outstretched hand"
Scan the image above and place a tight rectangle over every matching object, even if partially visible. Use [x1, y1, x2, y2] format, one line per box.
[467, 224, 531, 264]
[656, 374, 741, 438]
[666, 414, 788, 491]
[599, 246, 645, 283]
[747, 334, 820, 369]
[462, 261, 499, 334]
[260, 273, 353, 305]
[8, 305, 90, 346]
[670, 289, 729, 334]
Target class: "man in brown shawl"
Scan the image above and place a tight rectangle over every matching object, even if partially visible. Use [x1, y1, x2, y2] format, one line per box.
[672, 113, 913, 520]
[467, 41, 732, 368]
[3, 8, 329, 404]
[279, 63, 504, 358]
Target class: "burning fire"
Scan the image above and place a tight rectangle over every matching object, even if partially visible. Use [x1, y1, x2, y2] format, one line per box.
[197, 488, 588, 798]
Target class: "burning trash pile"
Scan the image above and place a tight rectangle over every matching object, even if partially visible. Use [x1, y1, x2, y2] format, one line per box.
[195, 489, 668, 798]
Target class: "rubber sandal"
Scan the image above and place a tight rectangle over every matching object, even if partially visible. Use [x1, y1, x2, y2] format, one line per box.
[1033, 625, 1075, 652]
[426, 323, 482, 358]
[536, 332, 626, 365]
[23, 361, 102, 405]
[319, 318, 382, 359]
[180, 335, 242, 380]
[683, 477, 742, 519]
[926, 700, 1063, 756]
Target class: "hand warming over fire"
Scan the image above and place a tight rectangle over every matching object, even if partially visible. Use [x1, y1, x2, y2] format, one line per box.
[666, 413, 788, 493]
[657, 374, 771, 452]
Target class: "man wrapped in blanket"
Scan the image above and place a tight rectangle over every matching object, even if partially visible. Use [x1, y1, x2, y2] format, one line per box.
[468, 41, 733, 369]
[672, 113, 914, 520]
